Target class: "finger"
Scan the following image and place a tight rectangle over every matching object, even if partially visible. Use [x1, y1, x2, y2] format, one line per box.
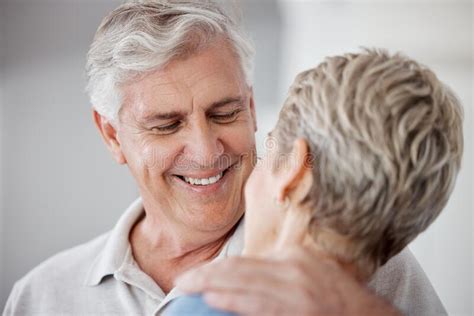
[176, 257, 295, 301]
[176, 257, 271, 290]
[177, 256, 286, 292]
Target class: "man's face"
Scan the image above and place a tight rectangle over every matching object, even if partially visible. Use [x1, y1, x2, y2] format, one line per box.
[114, 40, 257, 234]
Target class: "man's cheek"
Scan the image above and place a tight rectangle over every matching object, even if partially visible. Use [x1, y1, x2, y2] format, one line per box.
[137, 137, 165, 169]
[225, 130, 256, 155]
[142, 145, 159, 169]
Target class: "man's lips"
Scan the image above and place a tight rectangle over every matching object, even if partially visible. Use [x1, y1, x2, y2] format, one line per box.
[172, 164, 234, 187]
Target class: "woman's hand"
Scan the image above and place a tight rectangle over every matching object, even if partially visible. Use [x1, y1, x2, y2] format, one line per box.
[175, 247, 401, 316]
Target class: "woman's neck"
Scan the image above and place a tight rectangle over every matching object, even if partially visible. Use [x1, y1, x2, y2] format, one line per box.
[301, 234, 369, 283]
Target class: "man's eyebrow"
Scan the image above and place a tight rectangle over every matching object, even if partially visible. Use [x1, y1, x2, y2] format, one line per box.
[207, 96, 245, 111]
[140, 110, 186, 123]
[137, 96, 244, 123]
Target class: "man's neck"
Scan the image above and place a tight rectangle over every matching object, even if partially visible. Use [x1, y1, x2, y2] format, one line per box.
[129, 212, 238, 293]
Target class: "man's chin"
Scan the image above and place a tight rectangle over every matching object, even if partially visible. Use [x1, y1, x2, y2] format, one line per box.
[188, 209, 244, 233]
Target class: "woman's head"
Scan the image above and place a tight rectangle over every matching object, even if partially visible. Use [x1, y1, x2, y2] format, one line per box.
[244, 49, 463, 278]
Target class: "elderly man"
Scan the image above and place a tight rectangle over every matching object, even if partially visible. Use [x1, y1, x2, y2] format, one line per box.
[4, 1, 446, 315]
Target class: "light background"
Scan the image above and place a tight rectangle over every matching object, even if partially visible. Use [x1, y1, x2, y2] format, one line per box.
[0, 0, 472, 315]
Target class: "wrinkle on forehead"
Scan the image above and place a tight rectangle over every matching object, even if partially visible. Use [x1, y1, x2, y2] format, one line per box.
[165, 38, 247, 94]
[119, 38, 248, 124]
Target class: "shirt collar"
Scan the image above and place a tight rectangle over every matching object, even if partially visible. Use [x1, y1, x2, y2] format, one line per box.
[84, 197, 145, 286]
[83, 197, 246, 287]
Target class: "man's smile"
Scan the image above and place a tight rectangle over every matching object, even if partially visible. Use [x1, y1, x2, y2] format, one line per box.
[172, 164, 234, 188]
[182, 172, 223, 186]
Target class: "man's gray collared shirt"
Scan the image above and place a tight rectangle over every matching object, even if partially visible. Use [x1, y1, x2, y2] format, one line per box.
[3, 198, 446, 315]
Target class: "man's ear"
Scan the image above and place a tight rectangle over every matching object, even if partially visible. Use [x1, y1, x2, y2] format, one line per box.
[277, 138, 313, 204]
[248, 88, 258, 132]
[93, 110, 127, 165]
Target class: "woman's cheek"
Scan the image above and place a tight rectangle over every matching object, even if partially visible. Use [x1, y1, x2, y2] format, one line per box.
[245, 161, 267, 209]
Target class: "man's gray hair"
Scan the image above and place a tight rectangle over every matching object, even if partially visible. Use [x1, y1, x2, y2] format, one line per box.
[274, 49, 463, 277]
[86, 0, 254, 120]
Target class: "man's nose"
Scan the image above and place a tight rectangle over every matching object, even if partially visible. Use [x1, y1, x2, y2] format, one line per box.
[183, 121, 224, 168]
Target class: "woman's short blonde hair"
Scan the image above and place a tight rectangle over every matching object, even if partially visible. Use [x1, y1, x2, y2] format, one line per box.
[274, 49, 463, 277]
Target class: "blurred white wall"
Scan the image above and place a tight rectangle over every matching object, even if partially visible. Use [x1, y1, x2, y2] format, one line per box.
[0, 0, 472, 315]
[0, 0, 138, 307]
[0, 0, 5, 304]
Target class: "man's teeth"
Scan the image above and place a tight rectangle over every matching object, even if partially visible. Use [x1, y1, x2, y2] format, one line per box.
[183, 172, 224, 186]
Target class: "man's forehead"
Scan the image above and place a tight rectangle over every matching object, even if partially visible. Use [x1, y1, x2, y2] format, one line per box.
[122, 80, 246, 120]
[119, 42, 248, 120]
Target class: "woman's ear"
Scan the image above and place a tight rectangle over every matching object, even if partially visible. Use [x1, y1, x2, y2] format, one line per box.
[93, 110, 127, 165]
[274, 138, 314, 250]
[277, 138, 313, 204]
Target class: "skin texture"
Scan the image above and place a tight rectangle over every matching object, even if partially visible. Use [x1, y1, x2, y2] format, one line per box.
[94, 39, 257, 292]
